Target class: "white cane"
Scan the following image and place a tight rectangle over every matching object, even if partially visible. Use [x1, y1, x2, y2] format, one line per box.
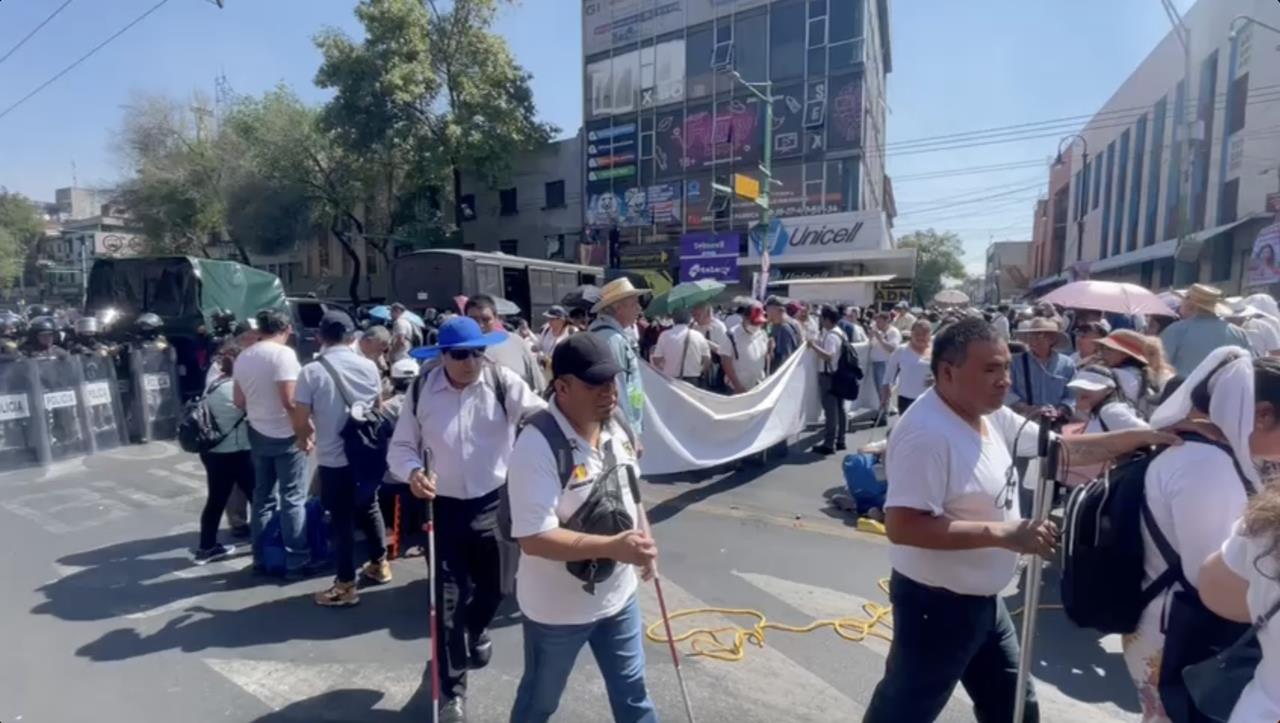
[1012, 420, 1059, 723]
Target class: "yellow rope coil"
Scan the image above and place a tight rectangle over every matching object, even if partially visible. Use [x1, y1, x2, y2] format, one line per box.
[645, 578, 895, 663]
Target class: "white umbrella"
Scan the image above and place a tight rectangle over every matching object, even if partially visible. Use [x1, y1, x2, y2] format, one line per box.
[933, 289, 969, 305]
[1041, 280, 1176, 317]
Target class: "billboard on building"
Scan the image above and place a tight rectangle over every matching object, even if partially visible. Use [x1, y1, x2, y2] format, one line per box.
[745, 211, 891, 266]
[586, 182, 683, 228]
[583, 0, 772, 56]
[678, 231, 739, 282]
[1247, 223, 1280, 287]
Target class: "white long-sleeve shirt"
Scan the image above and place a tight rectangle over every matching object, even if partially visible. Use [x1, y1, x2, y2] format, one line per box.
[884, 345, 932, 400]
[387, 363, 546, 499]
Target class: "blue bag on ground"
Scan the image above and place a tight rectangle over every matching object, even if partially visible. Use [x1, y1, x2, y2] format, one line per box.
[259, 498, 332, 576]
[842, 453, 886, 514]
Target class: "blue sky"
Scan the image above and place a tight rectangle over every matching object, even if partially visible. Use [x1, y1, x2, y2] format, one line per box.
[0, 0, 1186, 272]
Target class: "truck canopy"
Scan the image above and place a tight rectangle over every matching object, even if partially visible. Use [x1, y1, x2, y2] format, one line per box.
[86, 256, 287, 334]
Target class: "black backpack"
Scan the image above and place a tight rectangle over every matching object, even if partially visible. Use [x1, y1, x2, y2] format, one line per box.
[177, 378, 244, 454]
[1060, 432, 1255, 634]
[829, 330, 864, 400]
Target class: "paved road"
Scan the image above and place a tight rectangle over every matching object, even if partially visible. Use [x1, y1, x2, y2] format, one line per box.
[0, 425, 1141, 722]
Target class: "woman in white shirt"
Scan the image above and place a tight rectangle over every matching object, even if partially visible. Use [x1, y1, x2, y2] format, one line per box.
[1123, 349, 1280, 722]
[881, 319, 932, 414]
[1096, 330, 1174, 416]
[1063, 366, 1149, 486]
[1198, 489, 1280, 723]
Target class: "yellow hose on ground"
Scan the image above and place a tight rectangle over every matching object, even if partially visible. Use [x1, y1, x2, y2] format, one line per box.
[645, 579, 895, 662]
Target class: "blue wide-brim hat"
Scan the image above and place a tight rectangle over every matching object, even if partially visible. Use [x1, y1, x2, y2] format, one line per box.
[409, 316, 508, 360]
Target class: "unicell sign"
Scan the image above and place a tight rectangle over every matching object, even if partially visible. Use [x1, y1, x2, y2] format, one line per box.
[746, 210, 890, 266]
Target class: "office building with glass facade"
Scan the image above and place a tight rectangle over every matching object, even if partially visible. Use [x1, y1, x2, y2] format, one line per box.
[581, 0, 896, 289]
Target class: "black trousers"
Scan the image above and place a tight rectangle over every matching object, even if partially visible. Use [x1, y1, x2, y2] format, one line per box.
[432, 490, 505, 700]
[864, 571, 1038, 723]
[318, 465, 388, 584]
[898, 395, 916, 414]
[198, 450, 255, 551]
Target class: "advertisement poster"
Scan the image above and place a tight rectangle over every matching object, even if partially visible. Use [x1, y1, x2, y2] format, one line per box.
[586, 122, 637, 186]
[679, 231, 740, 282]
[586, 183, 683, 228]
[1247, 223, 1280, 287]
[680, 256, 739, 282]
[654, 98, 762, 174]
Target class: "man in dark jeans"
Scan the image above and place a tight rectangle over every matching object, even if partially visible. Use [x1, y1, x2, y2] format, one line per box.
[292, 311, 389, 607]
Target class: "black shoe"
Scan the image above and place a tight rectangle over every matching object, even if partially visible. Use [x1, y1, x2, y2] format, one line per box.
[439, 696, 466, 723]
[229, 525, 251, 539]
[812, 444, 835, 456]
[835, 441, 848, 451]
[193, 544, 235, 564]
[468, 632, 493, 670]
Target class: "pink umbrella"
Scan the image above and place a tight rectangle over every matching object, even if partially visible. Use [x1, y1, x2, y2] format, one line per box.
[1041, 280, 1177, 317]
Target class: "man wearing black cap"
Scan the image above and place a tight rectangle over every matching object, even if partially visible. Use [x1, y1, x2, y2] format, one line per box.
[507, 333, 658, 723]
[292, 311, 390, 606]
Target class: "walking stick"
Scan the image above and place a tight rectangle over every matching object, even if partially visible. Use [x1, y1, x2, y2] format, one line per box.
[420, 451, 441, 723]
[1012, 419, 1059, 723]
[638, 505, 697, 723]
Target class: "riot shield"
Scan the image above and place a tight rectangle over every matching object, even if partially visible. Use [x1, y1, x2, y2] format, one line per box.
[79, 351, 127, 452]
[0, 359, 41, 471]
[128, 345, 181, 442]
[31, 355, 92, 462]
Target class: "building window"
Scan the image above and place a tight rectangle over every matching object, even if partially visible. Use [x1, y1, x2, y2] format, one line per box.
[1165, 79, 1186, 239]
[1112, 128, 1130, 257]
[1092, 152, 1102, 210]
[1145, 96, 1166, 245]
[366, 247, 378, 276]
[1073, 169, 1084, 222]
[770, 0, 805, 82]
[1157, 257, 1175, 287]
[1227, 71, 1249, 135]
[828, 0, 864, 72]
[318, 238, 331, 269]
[458, 193, 477, 222]
[544, 180, 566, 209]
[1127, 113, 1146, 252]
[1051, 185, 1069, 273]
[499, 239, 519, 255]
[1193, 49, 1219, 231]
[1101, 140, 1116, 259]
[687, 26, 716, 99]
[499, 188, 518, 216]
[1219, 177, 1240, 225]
[1210, 230, 1233, 282]
[733, 11, 767, 83]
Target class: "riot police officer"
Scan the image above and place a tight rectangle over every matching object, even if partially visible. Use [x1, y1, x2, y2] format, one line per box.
[134, 313, 168, 350]
[25, 304, 51, 322]
[22, 316, 68, 359]
[0, 313, 24, 359]
[68, 317, 114, 357]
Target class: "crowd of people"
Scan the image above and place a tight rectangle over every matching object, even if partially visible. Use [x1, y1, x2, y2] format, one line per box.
[170, 276, 1280, 723]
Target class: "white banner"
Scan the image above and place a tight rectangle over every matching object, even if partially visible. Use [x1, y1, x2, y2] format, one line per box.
[637, 342, 879, 475]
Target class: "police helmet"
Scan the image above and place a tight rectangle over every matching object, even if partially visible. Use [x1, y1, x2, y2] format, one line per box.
[75, 317, 101, 336]
[0, 315, 21, 338]
[136, 313, 164, 337]
[26, 304, 51, 319]
[28, 316, 57, 335]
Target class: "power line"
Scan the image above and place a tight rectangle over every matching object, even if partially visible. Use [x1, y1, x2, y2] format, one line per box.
[896, 182, 1046, 218]
[0, 0, 174, 123]
[896, 174, 1048, 207]
[892, 159, 1048, 183]
[0, 0, 75, 68]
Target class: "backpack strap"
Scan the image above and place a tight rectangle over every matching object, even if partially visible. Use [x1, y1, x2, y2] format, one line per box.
[1020, 352, 1034, 406]
[525, 409, 575, 490]
[1140, 498, 1190, 605]
[488, 363, 509, 420]
[1179, 431, 1258, 496]
[316, 355, 356, 411]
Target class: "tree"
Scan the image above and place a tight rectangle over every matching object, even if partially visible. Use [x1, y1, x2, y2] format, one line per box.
[0, 191, 45, 289]
[897, 229, 967, 306]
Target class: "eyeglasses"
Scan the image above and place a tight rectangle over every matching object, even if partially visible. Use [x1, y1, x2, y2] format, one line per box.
[446, 348, 485, 361]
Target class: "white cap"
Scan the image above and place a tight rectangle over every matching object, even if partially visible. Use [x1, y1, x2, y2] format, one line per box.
[391, 358, 421, 380]
[1067, 369, 1117, 392]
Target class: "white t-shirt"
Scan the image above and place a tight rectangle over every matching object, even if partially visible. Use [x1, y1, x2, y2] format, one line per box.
[508, 403, 640, 625]
[231, 339, 301, 439]
[885, 389, 1041, 596]
[537, 325, 570, 358]
[816, 327, 845, 373]
[728, 324, 770, 390]
[801, 317, 820, 342]
[1244, 316, 1280, 357]
[653, 324, 710, 379]
[884, 345, 931, 400]
[1142, 441, 1251, 592]
[992, 315, 1011, 341]
[1222, 521, 1280, 723]
[695, 317, 732, 358]
[1082, 400, 1148, 434]
[869, 325, 902, 363]
[723, 313, 742, 332]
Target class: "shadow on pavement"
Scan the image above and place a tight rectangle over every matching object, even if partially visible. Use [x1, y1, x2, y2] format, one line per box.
[644, 430, 824, 526]
[250, 685, 436, 722]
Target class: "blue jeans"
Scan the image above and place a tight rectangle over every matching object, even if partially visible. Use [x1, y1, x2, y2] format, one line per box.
[871, 360, 887, 392]
[863, 571, 1038, 723]
[510, 596, 657, 723]
[248, 426, 310, 570]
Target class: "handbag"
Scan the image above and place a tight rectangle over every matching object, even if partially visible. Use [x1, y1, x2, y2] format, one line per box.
[1182, 595, 1280, 722]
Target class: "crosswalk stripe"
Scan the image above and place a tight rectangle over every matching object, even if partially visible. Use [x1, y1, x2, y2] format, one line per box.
[204, 658, 421, 712]
[732, 570, 1138, 723]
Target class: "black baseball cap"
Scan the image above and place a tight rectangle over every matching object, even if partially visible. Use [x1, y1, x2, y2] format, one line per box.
[319, 310, 356, 340]
[552, 333, 623, 385]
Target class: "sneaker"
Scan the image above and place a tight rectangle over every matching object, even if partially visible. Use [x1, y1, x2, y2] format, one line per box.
[468, 632, 493, 670]
[314, 581, 360, 608]
[193, 544, 235, 564]
[360, 558, 393, 585]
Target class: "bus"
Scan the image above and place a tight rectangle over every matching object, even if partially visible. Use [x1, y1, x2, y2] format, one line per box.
[392, 250, 603, 320]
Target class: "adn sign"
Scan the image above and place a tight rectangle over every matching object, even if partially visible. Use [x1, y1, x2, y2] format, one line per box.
[745, 211, 891, 266]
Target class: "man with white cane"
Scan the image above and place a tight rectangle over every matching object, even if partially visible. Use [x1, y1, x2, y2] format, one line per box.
[390, 316, 545, 723]
[507, 333, 661, 723]
[863, 318, 1179, 723]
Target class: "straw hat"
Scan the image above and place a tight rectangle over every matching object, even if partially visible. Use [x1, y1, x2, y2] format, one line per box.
[1013, 317, 1069, 349]
[1094, 332, 1150, 366]
[1182, 283, 1231, 317]
[592, 278, 652, 313]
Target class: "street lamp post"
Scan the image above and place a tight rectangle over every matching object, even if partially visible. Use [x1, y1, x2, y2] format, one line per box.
[1055, 134, 1089, 266]
[725, 71, 777, 297]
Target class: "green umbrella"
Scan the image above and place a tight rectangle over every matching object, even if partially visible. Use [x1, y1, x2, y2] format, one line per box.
[645, 279, 726, 317]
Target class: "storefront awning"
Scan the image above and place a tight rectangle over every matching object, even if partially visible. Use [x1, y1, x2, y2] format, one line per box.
[744, 248, 916, 278]
[1089, 214, 1270, 274]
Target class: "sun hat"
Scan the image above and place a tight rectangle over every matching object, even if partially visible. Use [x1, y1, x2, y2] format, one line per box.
[408, 316, 507, 360]
[1093, 332, 1150, 366]
[1067, 367, 1120, 393]
[543, 305, 568, 320]
[1182, 283, 1231, 316]
[592, 278, 651, 313]
[1013, 317, 1069, 349]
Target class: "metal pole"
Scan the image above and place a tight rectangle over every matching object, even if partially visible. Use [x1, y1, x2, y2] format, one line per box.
[1012, 421, 1060, 723]
[1077, 146, 1088, 263]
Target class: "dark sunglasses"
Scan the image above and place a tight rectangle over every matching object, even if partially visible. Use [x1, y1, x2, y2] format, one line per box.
[446, 348, 485, 361]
